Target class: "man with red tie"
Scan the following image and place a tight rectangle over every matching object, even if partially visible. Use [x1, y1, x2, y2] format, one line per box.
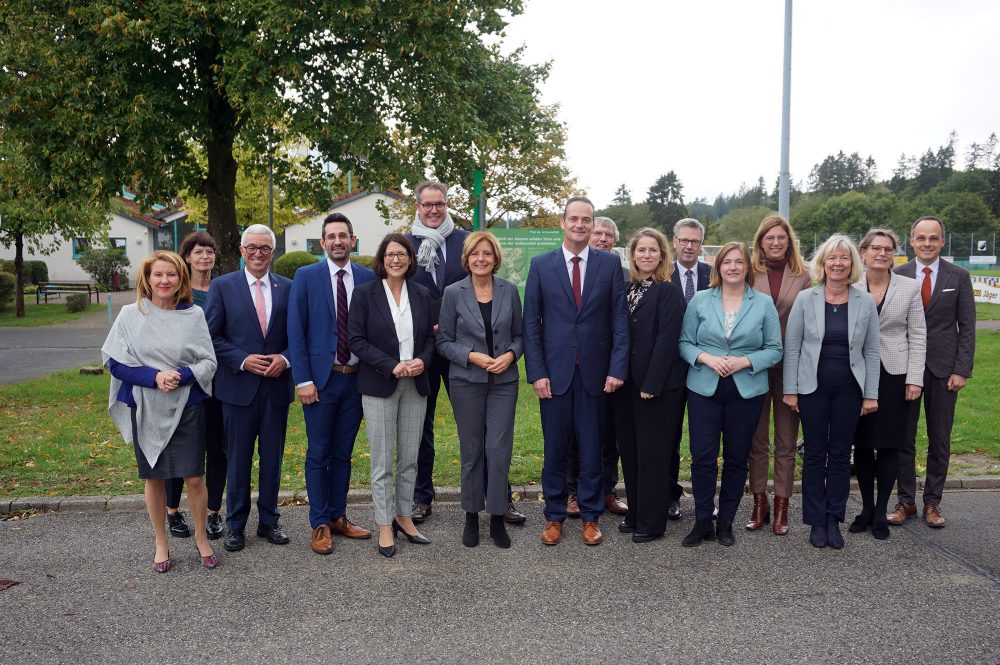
[889, 215, 975, 528]
[288, 213, 375, 554]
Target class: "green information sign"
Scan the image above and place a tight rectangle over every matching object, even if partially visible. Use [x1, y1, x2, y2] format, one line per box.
[489, 228, 564, 297]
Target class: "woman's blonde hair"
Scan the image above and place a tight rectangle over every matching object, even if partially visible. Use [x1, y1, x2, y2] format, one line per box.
[460, 231, 503, 274]
[136, 251, 193, 310]
[627, 227, 673, 283]
[811, 234, 863, 284]
[750, 214, 807, 276]
[709, 242, 753, 288]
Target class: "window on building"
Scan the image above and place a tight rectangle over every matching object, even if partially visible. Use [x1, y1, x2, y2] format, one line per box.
[109, 237, 127, 251]
[306, 239, 323, 256]
[72, 238, 92, 259]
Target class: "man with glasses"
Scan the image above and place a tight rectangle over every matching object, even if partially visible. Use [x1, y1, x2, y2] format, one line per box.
[204, 224, 295, 552]
[669, 218, 711, 521]
[889, 216, 975, 528]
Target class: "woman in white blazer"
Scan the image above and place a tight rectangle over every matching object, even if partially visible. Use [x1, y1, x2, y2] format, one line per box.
[851, 229, 926, 540]
[783, 235, 880, 550]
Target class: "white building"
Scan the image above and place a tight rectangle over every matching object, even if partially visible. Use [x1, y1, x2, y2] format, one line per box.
[283, 189, 408, 258]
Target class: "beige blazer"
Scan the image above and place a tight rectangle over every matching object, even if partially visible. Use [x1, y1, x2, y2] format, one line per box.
[856, 272, 926, 386]
[751, 265, 812, 337]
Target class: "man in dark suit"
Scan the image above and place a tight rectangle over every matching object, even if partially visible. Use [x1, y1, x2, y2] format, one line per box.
[288, 213, 375, 555]
[889, 215, 975, 528]
[204, 224, 294, 552]
[524, 196, 629, 546]
[668, 218, 711, 520]
[565, 217, 628, 518]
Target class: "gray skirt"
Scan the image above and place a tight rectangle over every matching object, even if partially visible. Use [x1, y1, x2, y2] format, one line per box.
[132, 402, 206, 480]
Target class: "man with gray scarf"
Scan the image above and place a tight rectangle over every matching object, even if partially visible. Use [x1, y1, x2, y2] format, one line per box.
[406, 180, 525, 525]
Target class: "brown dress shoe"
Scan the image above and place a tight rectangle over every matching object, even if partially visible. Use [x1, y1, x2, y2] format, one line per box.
[887, 502, 916, 525]
[566, 495, 581, 518]
[311, 525, 333, 555]
[923, 504, 946, 528]
[330, 516, 372, 539]
[541, 521, 563, 546]
[745, 492, 770, 531]
[771, 496, 789, 536]
[604, 492, 628, 515]
[582, 520, 603, 545]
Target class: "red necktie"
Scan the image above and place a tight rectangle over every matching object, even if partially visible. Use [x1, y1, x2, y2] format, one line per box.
[921, 266, 932, 309]
[571, 256, 582, 308]
[336, 269, 350, 364]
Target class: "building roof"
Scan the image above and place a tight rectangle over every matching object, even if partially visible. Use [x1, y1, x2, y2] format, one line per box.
[330, 189, 405, 209]
[114, 197, 186, 228]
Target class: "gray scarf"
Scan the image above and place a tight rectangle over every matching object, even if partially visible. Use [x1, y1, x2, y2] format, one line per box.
[102, 300, 217, 468]
[410, 211, 456, 273]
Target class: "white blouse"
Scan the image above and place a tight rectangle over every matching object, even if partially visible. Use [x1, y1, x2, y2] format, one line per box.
[382, 280, 414, 361]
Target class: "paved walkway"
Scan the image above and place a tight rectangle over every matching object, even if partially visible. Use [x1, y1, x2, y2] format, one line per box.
[2, 491, 998, 664]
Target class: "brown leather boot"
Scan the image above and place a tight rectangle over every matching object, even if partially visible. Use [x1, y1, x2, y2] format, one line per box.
[745, 493, 770, 531]
[772, 496, 789, 536]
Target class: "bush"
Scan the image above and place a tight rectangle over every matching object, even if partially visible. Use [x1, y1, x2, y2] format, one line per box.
[76, 249, 130, 290]
[25, 260, 48, 284]
[65, 293, 90, 313]
[273, 251, 318, 279]
[1, 259, 13, 275]
[0, 271, 14, 312]
[353, 255, 375, 269]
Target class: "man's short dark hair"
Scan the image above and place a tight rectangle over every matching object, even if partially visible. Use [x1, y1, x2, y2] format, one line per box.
[910, 215, 945, 238]
[562, 195, 595, 219]
[322, 212, 353, 237]
[372, 233, 417, 279]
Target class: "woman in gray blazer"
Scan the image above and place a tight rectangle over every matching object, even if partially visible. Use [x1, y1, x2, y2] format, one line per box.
[437, 232, 523, 549]
[783, 234, 880, 550]
[851, 229, 926, 540]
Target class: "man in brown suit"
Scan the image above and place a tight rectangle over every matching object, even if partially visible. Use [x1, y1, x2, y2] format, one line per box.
[889, 215, 976, 528]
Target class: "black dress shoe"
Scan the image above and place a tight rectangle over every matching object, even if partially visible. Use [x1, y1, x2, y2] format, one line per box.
[411, 502, 431, 523]
[809, 525, 827, 548]
[392, 519, 431, 544]
[848, 511, 873, 534]
[257, 523, 290, 545]
[463, 513, 480, 548]
[206, 513, 224, 540]
[716, 519, 735, 546]
[167, 511, 191, 538]
[682, 519, 716, 547]
[504, 503, 527, 525]
[631, 532, 662, 543]
[377, 542, 397, 558]
[872, 515, 891, 541]
[618, 520, 636, 534]
[223, 529, 245, 552]
[667, 501, 681, 521]
[826, 516, 844, 550]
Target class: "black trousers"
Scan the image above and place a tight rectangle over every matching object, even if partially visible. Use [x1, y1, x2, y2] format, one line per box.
[616, 381, 683, 535]
[799, 382, 862, 526]
[165, 396, 226, 512]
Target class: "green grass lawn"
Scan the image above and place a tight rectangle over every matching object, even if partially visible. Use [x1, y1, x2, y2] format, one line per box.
[0, 303, 104, 327]
[971, 268, 1000, 278]
[2, 332, 999, 498]
[977, 302, 1000, 321]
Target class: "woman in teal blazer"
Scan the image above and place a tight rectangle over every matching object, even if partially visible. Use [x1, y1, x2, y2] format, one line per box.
[678, 242, 783, 547]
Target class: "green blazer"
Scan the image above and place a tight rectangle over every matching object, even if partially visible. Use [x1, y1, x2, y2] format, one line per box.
[678, 284, 783, 399]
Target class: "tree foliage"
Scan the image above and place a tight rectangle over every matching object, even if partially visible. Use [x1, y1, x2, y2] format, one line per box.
[1, 1, 550, 272]
[807, 151, 876, 195]
[646, 171, 688, 231]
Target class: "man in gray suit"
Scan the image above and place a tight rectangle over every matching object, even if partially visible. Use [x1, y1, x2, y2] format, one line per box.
[889, 215, 976, 528]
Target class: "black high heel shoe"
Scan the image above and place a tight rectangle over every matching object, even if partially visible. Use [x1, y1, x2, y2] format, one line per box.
[393, 519, 431, 545]
[848, 510, 873, 534]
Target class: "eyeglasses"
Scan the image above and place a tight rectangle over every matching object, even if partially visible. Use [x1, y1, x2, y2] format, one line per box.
[383, 252, 409, 261]
[418, 202, 447, 211]
[243, 245, 273, 255]
[866, 245, 894, 255]
[676, 238, 702, 247]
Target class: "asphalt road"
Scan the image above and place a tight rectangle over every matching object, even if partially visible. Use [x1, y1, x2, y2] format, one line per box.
[2, 491, 998, 664]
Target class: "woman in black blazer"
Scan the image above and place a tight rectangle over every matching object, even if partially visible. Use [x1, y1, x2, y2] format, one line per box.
[615, 228, 687, 543]
[348, 234, 436, 558]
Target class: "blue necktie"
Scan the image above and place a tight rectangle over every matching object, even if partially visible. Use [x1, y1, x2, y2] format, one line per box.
[684, 269, 695, 303]
[434, 246, 446, 295]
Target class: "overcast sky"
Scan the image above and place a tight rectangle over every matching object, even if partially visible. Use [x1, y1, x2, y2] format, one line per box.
[503, 0, 1000, 208]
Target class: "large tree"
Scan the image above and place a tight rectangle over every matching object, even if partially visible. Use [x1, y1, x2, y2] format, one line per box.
[646, 171, 687, 231]
[1, 1, 549, 271]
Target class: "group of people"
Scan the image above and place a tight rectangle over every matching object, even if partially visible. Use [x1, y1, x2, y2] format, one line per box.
[103, 181, 976, 572]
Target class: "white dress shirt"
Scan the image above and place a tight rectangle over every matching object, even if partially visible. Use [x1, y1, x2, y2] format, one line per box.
[675, 261, 701, 288]
[562, 245, 590, 293]
[383, 280, 414, 362]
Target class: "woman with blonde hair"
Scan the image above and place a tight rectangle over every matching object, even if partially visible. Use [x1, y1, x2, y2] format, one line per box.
[614, 228, 687, 543]
[783, 235, 880, 549]
[746, 215, 812, 535]
[102, 251, 218, 572]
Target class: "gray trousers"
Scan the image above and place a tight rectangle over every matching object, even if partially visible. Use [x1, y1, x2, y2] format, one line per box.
[451, 378, 517, 516]
[899, 370, 958, 507]
[363, 378, 427, 526]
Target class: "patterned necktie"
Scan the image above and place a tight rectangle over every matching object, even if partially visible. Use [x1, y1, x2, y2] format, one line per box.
[253, 279, 267, 336]
[434, 245, 446, 296]
[921, 266, 932, 309]
[571, 256, 582, 308]
[684, 269, 695, 304]
[336, 269, 350, 364]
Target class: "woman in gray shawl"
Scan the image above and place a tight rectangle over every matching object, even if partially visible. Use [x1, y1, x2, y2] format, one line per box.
[102, 251, 218, 572]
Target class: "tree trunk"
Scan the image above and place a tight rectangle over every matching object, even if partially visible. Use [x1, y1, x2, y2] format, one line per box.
[14, 230, 25, 318]
[205, 131, 240, 274]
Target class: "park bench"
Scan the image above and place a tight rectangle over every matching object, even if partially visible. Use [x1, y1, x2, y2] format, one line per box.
[35, 281, 100, 304]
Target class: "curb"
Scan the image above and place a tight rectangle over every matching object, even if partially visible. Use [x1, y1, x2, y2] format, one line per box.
[3, 475, 999, 515]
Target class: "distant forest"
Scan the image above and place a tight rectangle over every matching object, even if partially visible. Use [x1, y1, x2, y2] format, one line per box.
[598, 131, 1000, 257]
